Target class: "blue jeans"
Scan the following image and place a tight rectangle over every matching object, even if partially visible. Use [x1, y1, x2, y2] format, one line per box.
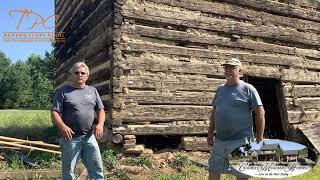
[60, 134, 104, 180]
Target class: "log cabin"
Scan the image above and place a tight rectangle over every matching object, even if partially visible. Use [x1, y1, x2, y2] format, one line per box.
[54, 0, 320, 159]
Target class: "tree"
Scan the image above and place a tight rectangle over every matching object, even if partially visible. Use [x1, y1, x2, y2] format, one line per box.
[0, 52, 12, 108]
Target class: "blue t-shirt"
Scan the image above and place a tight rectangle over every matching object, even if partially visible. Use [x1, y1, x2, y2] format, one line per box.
[213, 80, 262, 141]
[52, 85, 104, 136]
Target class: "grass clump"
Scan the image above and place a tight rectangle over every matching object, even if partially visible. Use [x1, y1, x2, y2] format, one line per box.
[154, 174, 186, 180]
[172, 153, 189, 169]
[102, 149, 118, 168]
[124, 155, 153, 169]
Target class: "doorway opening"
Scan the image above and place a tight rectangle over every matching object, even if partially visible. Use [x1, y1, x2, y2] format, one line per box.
[244, 76, 287, 139]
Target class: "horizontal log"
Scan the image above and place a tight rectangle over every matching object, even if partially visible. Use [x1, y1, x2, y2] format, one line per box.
[148, 0, 320, 32]
[120, 41, 320, 72]
[281, 68, 320, 83]
[285, 97, 320, 110]
[180, 136, 212, 151]
[118, 55, 282, 79]
[287, 110, 320, 124]
[283, 85, 320, 97]
[280, 0, 320, 10]
[122, 24, 320, 59]
[122, 3, 320, 46]
[56, 0, 86, 31]
[297, 123, 320, 152]
[221, 0, 320, 23]
[116, 90, 214, 105]
[56, 0, 72, 18]
[113, 105, 212, 123]
[114, 124, 209, 135]
[114, 75, 224, 93]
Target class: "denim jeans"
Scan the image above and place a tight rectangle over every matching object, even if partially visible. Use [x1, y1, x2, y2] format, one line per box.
[60, 134, 104, 180]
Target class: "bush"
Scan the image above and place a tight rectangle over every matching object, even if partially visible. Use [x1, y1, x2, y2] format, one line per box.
[102, 149, 118, 167]
[172, 153, 189, 169]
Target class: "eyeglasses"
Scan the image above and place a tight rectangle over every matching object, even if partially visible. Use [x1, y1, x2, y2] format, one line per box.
[73, 71, 86, 75]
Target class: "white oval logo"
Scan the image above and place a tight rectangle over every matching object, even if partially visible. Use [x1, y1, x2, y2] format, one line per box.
[228, 139, 316, 178]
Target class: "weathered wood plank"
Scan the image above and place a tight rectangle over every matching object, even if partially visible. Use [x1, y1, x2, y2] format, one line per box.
[286, 97, 320, 110]
[56, 1, 112, 61]
[114, 124, 209, 135]
[221, 0, 320, 23]
[121, 3, 320, 46]
[297, 123, 320, 153]
[148, 0, 320, 32]
[287, 110, 320, 124]
[113, 75, 225, 92]
[56, 0, 72, 18]
[118, 56, 281, 79]
[180, 136, 212, 151]
[56, 15, 112, 75]
[116, 90, 214, 105]
[122, 24, 320, 59]
[112, 105, 212, 122]
[280, 0, 320, 10]
[284, 85, 320, 97]
[281, 69, 320, 83]
[92, 80, 111, 96]
[119, 41, 320, 70]
[0, 170, 61, 179]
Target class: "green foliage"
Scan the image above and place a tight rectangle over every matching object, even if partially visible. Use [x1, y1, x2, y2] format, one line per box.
[172, 153, 190, 169]
[154, 174, 186, 180]
[0, 51, 54, 109]
[6, 154, 24, 170]
[102, 149, 118, 167]
[124, 155, 153, 168]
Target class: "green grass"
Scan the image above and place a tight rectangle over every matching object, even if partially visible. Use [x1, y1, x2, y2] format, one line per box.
[124, 155, 154, 169]
[0, 110, 54, 139]
[0, 110, 52, 128]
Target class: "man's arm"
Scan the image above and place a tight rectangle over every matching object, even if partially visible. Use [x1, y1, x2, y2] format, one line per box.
[95, 109, 106, 140]
[254, 105, 265, 142]
[207, 108, 215, 146]
[51, 111, 74, 141]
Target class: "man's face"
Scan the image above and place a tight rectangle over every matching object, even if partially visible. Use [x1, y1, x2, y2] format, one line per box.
[224, 65, 241, 80]
[71, 66, 88, 84]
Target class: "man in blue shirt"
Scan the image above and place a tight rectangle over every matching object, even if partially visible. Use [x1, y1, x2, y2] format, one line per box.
[52, 62, 105, 180]
[207, 58, 265, 180]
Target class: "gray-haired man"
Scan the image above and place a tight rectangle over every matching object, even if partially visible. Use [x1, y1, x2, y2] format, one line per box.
[52, 62, 105, 180]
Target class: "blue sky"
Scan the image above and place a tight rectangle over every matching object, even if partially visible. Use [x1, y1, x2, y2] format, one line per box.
[0, 0, 54, 63]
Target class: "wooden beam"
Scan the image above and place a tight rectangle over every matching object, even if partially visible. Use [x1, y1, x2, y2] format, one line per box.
[180, 136, 212, 151]
[120, 41, 320, 72]
[285, 97, 320, 110]
[284, 85, 320, 97]
[114, 123, 209, 135]
[121, 3, 320, 46]
[117, 55, 281, 79]
[122, 24, 320, 59]
[112, 105, 212, 123]
[221, 0, 320, 23]
[279, 0, 320, 10]
[116, 90, 214, 105]
[281, 68, 320, 83]
[287, 110, 320, 124]
[148, 0, 320, 32]
[113, 75, 225, 92]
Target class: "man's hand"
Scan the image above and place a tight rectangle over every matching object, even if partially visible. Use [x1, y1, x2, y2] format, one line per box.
[95, 124, 104, 140]
[60, 125, 75, 141]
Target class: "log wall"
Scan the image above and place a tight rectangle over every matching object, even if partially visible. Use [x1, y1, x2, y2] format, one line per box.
[54, 0, 114, 124]
[113, 0, 320, 145]
[54, 0, 320, 152]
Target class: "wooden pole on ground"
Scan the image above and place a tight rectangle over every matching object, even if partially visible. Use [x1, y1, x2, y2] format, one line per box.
[0, 140, 61, 154]
[0, 136, 60, 149]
